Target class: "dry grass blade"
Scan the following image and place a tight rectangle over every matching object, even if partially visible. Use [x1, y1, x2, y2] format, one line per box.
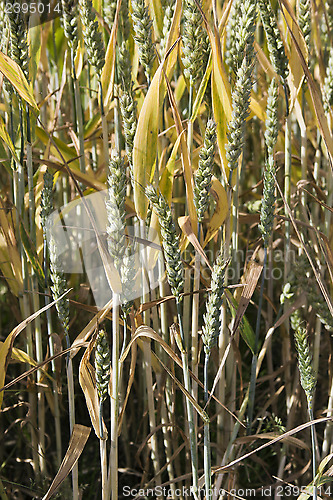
[178, 215, 212, 271]
[42, 424, 91, 500]
[231, 261, 262, 336]
[213, 417, 332, 474]
[0, 289, 71, 406]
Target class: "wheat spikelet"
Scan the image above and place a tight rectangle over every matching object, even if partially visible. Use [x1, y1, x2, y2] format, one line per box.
[194, 119, 216, 223]
[103, 0, 117, 29]
[181, 0, 209, 84]
[119, 0, 131, 42]
[131, 0, 155, 81]
[226, 57, 253, 174]
[259, 79, 278, 248]
[61, 0, 78, 51]
[145, 185, 184, 299]
[160, 0, 175, 58]
[40, 171, 54, 233]
[225, 1, 257, 176]
[106, 150, 127, 271]
[49, 236, 70, 340]
[120, 245, 136, 317]
[258, 0, 289, 83]
[79, 0, 105, 80]
[298, 0, 311, 50]
[225, 0, 242, 72]
[95, 329, 111, 403]
[118, 42, 137, 169]
[0, 0, 8, 53]
[294, 322, 316, 406]
[202, 253, 228, 355]
[6, 0, 28, 78]
[235, 0, 257, 69]
[324, 47, 333, 113]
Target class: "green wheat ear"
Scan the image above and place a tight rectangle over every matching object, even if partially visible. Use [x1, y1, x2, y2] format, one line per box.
[6, 0, 29, 78]
[131, 0, 155, 82]
[181, 0, 209, 85]
[145, 185, 184, 300]
[95, 329, 111, 403]
[106, 150, 127, 271]
[40, 170, 54, 233]
[118, 42, 137, 170]
[259, 78, 278, 248]
[61, 0, 78, 51]
[79, 0, 105, 80]
[294, 321, 316, 407]
[194, 118, 217, 224]
[258, 0, 289, 84]
[202, 253, 228, 355]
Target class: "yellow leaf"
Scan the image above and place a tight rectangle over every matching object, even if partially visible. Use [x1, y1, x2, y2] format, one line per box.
[133, 0, 181, 219]
[285, 7, 307, 112]
[0, 115, 20, 165]
[0, 201, 23, 296]
[42, 425, 91, 500]
[133, 64, 163, 219]
[149, 0, 163, 38]
[101, 0, 120, 111]
[158, 132, 183, 204]
[74, 41, 84, 80]
[0, 50, 38, 111]
[203, 176, 228, 246]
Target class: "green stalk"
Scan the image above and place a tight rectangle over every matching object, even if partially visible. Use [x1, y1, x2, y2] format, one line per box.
[308, 405, 318, 500]
[247, 247, 267, 434]
[99, 80, 109, 168]
[203, 353, 212, 500]
[284, 113, 292, 412]
[71, 50, 86, 175]
[176, 301, 199, 496]
[140, 221, 162, 497]
[108, 293, 119, 499]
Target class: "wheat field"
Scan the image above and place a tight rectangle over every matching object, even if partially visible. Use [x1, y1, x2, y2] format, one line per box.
[0, 0, 333, 498]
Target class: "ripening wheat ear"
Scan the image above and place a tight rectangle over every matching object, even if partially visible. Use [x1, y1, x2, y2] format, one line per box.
[79, 0, 105, 80]
[145, 185, 184, 300]
[106, 150, 127, 271]
[160, 0, 175, 58]
[181, 0, 209, 85]
[225, 0, 242, 72]
[202, 253, 228, 355]
[61, 0, 78, 51]
[6, 0, 29, 78]
[324, 48, 333, 114]
[225, 0, 257, 181]
[118, 42, 137, 170]
[131, 0, 155, 83]
[298, 0, 311, 50]
[258, 78, 278, 248]
[95, 329, 111, 405]
[194, 119, 217, 224]
[294, 322, 316, 406]
[257, 0, 289, 84]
